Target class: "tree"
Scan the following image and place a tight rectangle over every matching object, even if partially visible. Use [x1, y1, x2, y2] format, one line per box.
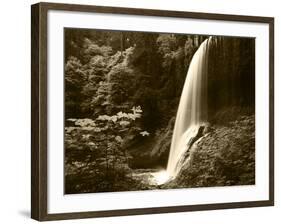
[65, 56, 87, 118]
[65, 106, 145, 193]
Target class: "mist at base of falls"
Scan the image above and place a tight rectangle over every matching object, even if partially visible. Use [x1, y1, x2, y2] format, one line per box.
[150, 125, 203, 185]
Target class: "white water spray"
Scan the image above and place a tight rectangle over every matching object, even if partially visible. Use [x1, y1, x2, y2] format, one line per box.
[152, 37, 212, 184]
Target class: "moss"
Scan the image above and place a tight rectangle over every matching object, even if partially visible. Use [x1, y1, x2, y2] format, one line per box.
[164, 115, 255, 189]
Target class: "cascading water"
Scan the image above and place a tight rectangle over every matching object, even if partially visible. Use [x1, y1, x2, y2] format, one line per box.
[152, 37, 212, 184]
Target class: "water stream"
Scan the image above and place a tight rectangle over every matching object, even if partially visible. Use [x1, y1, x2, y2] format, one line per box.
[152, 37, 212, 185]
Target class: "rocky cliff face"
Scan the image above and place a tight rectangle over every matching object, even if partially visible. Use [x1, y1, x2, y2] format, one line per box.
[163, 115, 255, 188]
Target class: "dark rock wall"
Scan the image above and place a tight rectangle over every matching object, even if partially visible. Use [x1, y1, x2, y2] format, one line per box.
[207, 37, 255, 121]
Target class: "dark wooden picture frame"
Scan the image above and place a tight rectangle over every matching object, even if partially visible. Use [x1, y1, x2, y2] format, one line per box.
[31, 2, 274, 221]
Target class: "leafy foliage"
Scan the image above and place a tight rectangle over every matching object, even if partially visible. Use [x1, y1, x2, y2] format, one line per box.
[65, 106, 147, 193]
[65, 56, 87, 118]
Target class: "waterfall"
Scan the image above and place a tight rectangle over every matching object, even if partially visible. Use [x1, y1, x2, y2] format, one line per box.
[166, 37, 212, 178]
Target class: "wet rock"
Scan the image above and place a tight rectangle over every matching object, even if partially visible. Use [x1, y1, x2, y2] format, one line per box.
[162, 115, 255, 189]
[187, 125, 205, 148]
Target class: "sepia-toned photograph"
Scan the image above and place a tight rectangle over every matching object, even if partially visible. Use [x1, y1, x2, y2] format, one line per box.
[64, 28, 255, 194]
